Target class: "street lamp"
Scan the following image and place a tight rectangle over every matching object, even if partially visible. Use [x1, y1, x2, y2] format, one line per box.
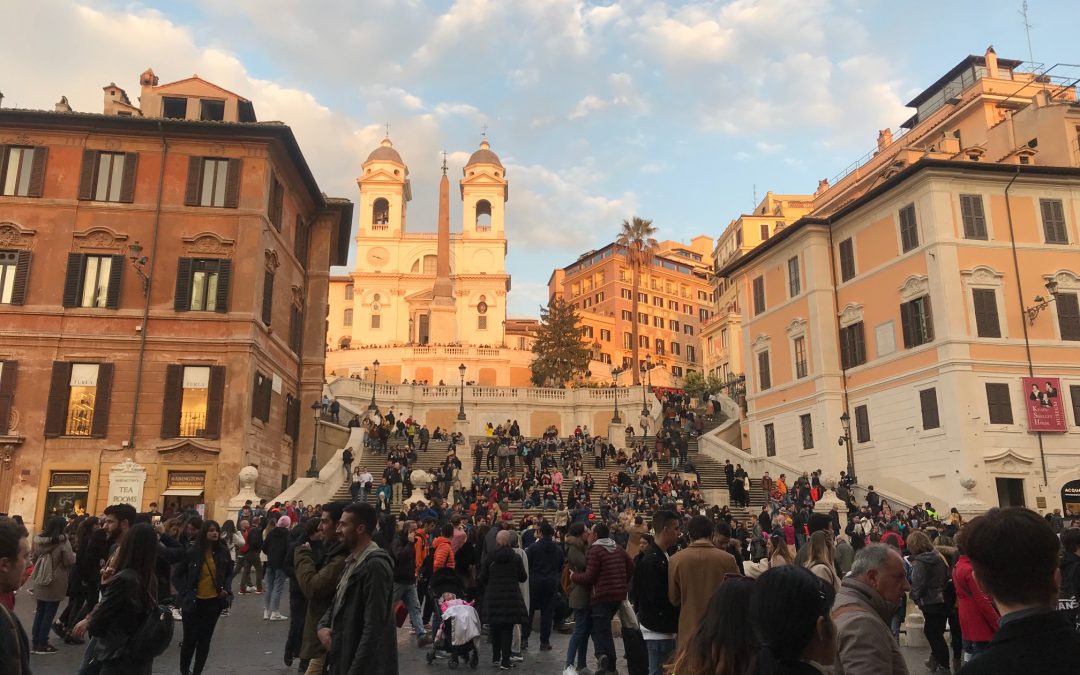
[1025, 279, 1060, 325]
[307, 401, 322, 477]
[457, 363, 467, 421]
[640, 354, 654, 417]
[838, 412, 856, 484]
[611, 366, 623, 424]
[126, 241, 151, 296]
[367, 359, 379, 411]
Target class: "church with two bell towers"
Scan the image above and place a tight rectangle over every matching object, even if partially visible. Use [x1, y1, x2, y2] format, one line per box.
[326, 136, 533, 387]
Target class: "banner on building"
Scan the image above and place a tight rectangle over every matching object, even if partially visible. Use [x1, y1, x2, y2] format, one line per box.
[1023, 376, 1067, 432]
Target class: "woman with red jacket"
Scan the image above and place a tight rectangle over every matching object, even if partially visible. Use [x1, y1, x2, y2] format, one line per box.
[953, 530, 999, 662]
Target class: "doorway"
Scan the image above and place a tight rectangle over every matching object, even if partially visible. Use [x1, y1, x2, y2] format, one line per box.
[418, 314, 429, 345]
[995, 477, 1026, 507]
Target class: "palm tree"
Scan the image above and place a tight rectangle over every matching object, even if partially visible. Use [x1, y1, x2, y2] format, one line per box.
[616, 216, 657, 385]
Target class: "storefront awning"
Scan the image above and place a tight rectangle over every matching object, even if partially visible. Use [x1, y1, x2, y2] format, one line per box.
[162, 488, 204, 497]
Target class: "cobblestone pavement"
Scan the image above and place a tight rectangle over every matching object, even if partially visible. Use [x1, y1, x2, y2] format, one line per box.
[18, 580, 937, 674]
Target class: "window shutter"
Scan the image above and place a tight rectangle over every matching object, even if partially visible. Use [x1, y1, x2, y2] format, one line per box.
[184, 156, 202, 206]
[1052, 200, 1068, 243]
[900, 302, 914, 349]
[758, 351, 771, 390]
[44, 361, 72, 438]
[204, 366, 226, 439]
[839, 327, 852, 369]
[173, 258, 193, 311]
[985, 383, 1013, 424]
[223, 158, 242, 208]
[252, 372, 262, 420]
[294, 215, 307, 268]
[119, 152, 138, 203]
[921, 297, 935, 343]
[920, 388, 940, 429]
[268, 175, 283, 230]
[855, 405, 870, 443]
[0, 146, 7, 187]
[262, 270, 274, 326]
[90, 363, 114, 438]
[1057, 293, 1080, 341]
[105, 254, 124, 309]
[286, 394, 299, 441]
[972, 289, 1001, 338]
[0, 360, 17, 435]
[62, 253, 86, 308]
[10, 251, 30, 305]
[1071, 385, 1080, 426]
[214, 259, 231, 313]
[160, 364, 183, 438]
[854, 323, 866, 365]
[78, 149, 98, 200]
[27, 146, 48, 197]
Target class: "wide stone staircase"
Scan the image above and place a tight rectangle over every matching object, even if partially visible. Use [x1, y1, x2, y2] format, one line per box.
[329, 435, 457, 507]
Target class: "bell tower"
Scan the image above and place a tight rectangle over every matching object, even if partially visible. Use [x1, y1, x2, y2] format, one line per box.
[357, 136, 412, 238]
[460, 139, 507, 238]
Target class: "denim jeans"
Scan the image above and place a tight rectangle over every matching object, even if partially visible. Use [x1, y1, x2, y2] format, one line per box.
[263, 567, 286, 613]
[393, 582, 426, 637]
[646, 637, 676, 675]
[76, 637, 102, 675]
[590, 601, 620, 672]
[31, 599, 60, 646]
[565, 608, 593, 669]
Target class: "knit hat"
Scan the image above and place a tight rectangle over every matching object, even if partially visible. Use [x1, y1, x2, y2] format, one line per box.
[276, 515, 291, 528]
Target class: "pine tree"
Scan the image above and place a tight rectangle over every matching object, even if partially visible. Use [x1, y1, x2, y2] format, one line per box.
[530, 296, 591, 386]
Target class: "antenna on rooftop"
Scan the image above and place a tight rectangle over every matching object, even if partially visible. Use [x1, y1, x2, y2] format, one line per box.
[441, 150, 448, 176]
[752, 183, 757, 210]
[1020, 1, 1036, 70]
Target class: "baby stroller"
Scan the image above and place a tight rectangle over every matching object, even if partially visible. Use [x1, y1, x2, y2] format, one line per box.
[426, 593, 480, 670]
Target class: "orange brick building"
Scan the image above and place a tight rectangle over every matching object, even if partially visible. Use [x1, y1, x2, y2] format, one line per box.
[0, 70, 351, 526]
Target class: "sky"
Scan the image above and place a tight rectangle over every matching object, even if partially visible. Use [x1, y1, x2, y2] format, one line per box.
[2, 0, 1077, 316]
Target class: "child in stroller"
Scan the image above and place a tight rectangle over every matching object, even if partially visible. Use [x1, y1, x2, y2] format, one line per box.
[426, 592, 481, 670]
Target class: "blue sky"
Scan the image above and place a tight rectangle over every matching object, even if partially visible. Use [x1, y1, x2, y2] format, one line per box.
[3, 0, 1078, 315]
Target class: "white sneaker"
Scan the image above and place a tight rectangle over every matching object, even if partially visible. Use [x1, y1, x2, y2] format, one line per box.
[263, 609, 270, 620]
[563, 667, 579, 675]
[247, 586, 257, 593]
[270, 612, 288, 621]
[171, 607, 183, 621]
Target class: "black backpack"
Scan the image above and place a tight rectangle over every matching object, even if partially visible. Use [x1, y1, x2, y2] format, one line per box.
[126, 602, 174, 659]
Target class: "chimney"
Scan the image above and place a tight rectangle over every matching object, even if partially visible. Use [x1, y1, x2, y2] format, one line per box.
[815, 178, 830, 196]
[877, 128, 894, 152]
[985, 46, 999, 79]
[54, 96, 72, 113]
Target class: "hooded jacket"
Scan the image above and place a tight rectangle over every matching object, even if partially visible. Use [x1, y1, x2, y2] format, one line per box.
[833, 578, 910, 675]
[263, 525, 290, 570]
[31, 534, 75, 602]
[910, 551, 948, 607]
[953, 554, 998, 643]
[480, 546, 528, 626]
[570, 537, 633, 605]
[565, 535, 590, 610]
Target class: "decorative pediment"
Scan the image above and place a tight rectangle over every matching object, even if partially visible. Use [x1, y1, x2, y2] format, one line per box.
[898, 275, 929, 301]
[264, 248, 280, 271]
[984, 449, 1034, 464]
[837, 303, 864, 327]
[984, 449, 1036, 475]
[156, 440, 219, 463]
[182, 232, 235, 258]
[786, 318, 808, 337]
[1, 132, 40, 146]
[1045, 270, 1080, 291]
[752, 334, 772, 353]
[961, 265, 1004, 286]
[0, 222, 37, 250]
[73, 227, 128, 252]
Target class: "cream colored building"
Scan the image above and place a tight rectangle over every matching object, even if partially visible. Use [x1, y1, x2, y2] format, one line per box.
[327, 138, 535, 386]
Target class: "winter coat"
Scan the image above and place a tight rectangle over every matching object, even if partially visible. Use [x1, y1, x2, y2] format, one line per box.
[953, 554, 998, 643]
[962, 610, 1080, 674]
[87, 569, 153, 663]
[174, 544, 233, 612]
[632, 542, 679, 634]
[72, 530, 109, 593]
[30, 535, 75, 602]
[565, 535, 590, 610]
[391, 533, 417, 583]
[833, 578, 909, 675]
[668, 540, 739, 649]
[264, 526, 290, 570]
[318, 543, 397, 675]
[480, 546, 528, 626]
[294, 541, 349, 661]
[571, 538, 634, 605]
[525, 537, 564, 586]
[910, 551, 948, 608]
[1060, 551, 1080, 606]
[432, 536, 455, 571]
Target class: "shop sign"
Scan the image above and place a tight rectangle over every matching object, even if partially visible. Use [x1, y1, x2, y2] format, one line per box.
[50, 472, 90, 489]
[167, 471, 206, 488]
[107, 459, 146, 508]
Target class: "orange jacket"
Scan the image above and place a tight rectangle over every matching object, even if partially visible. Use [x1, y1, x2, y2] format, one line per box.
[414, 532, 430, 575]
[432, 536, 456, 571]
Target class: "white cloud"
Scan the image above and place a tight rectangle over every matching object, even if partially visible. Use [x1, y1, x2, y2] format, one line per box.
[755, 141, 785, 154]
[569, 95, 609, 120]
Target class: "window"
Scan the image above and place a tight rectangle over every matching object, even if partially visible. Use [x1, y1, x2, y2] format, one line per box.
[653, 296, 663, 307]
[752, 276, 765, 315]
[683, 324, 695, 336]
[899, 204, 919, 252]
[764, 423, 776, 457]
[44, 362, 114, 438]
[185, 157, 241, 208]
[621, 310, 632, 321]
[261, 270, 274, 326]
[621, 288, 632, 300]
[788, 257, 800, 297]
[478, 315, 487, 330]
[698, 290, 708, 301]
[371, 314, 381, 329]
[1, 146, 47, 197]
[639, 335, 649, 348]
[63, 253, 122, 309]
[985, 383, 1013, 424]
[972, 288, 1001, 338]
[671, 342, 681, 356]
[839, 322, 867, 369]
[721, 328, 728, 348]
[638, 312, 648, 324]
[670, 320, 680, 332]
[475, 199, 492, 229]
[82, 152, 136, 203]
[583, 298, 592, 309]
[960, 194, 987, 239]
[800, 414, 813, 449]
[600, 329, 611, 342]
[1058, 292, 1080, 341]
[252, 371, 272, 423]
[344, 284, 354, 300]
[583, 326, 594, 338]
[200, 99, 225, 121]
[372, 198, 390, 226]
[687, 345, 696, 363]
[838, 238, 856, 281]
[699, 308, 710, 322]
[1070, 385, 1080, 426]
[760, 223, 770, 241]
[653, 316, 664, 328]
[668, 300, 678, 310]
[161, 365, 225, 438]
[0, 250, 30, 305]
[268, 174, 284, 231]
[758, 351, 771, 390]
[638, 292, 647, 302]
[793, 336, 807, 378]
[289, 306, 303, 354]
[900, 296, 934, 348]
[0, 360, 15, 435]
[1040, 199, 1068, 244]
[655, 339, 665, 354]
[671, 366, 683, 377]
[174, 258, 230, 313]
[854, 405, 870, 443]
[294, 215, 308, 268]
[162, 96, 187, 119]
[595, 291, 604, 303]
[920, 388, 940, 430]
[623, 332, 633, 349]
[343, 308, 353, 326]
[684, 304, 693, 315]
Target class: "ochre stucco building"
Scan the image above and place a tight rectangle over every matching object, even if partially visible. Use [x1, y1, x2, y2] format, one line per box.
[0, 69, 351, 527]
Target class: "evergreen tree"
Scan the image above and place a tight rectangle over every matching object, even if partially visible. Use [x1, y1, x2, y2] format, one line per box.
[530, 296, 591, 386]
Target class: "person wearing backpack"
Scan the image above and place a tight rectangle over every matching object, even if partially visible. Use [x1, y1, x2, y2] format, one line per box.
[237, 518, 264, 593]
[72, 523, 169, 675]
[175, 520, 232, 675]
[30, 515, 75, 654]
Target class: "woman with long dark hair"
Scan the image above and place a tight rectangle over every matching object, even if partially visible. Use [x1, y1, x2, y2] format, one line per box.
[29, 515, 75, 654]
[75, 522, 160, 675]
[749, 565, 837, 674]
[669, 576, 757, 675]
[59, 516, 103, 643]
[176, 519, 233, 675]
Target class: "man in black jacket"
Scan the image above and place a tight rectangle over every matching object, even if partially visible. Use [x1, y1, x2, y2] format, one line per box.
[633, 509, 681, 675]
[391, 521, 430, 647]
[524, 522, 565, 651]
[961, 507, 1080, 674]
[0, 518, 30, 675]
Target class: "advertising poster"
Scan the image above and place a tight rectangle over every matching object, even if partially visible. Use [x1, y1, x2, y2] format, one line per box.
[1023, 376, 1067, 432]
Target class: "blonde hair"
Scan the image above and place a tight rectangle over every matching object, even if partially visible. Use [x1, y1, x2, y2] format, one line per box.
[803, 530, 834, 569]
[906, 530, 934, 555]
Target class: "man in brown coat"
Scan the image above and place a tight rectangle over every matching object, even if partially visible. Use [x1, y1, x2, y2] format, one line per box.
[667, 515, 739, 648]
[293, 502, 349, 675]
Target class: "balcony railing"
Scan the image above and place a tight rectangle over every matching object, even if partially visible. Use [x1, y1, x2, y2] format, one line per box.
[179, 412, 207, 438]
[65, 409, 93, 436]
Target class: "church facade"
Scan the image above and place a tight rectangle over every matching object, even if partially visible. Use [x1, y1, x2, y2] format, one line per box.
[327, 137, 535, 386]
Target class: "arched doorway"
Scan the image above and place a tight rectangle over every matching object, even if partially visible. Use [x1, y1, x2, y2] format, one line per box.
[1063, 479, 1080, 518]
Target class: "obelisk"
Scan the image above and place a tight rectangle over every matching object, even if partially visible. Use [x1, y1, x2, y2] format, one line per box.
[428, 153, 457, 342]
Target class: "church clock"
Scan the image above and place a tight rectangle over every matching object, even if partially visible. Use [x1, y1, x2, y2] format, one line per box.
[366, 246, 389, 268]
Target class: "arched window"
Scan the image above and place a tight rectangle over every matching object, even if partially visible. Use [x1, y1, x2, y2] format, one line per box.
[412, 255, 438, 274]
[475, 199, 492, 230]
[343, 308, 353, 326]
[372, 198, 389, 226]
[344, 284, 353, 300]
[339, 336, 351, 349]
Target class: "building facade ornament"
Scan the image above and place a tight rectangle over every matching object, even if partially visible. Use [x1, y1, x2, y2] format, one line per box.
[752, 334, 772, 353]
[73, 227, 128, 252]
[264, 248, 280, 271]
[898, 275, 930, 301]
[837, 303, 864, 327]
[0, 223, 36, 250]
[182, 232, 236, 258]
[961, 265, 1004, 286]
[786, 317, 808, 337]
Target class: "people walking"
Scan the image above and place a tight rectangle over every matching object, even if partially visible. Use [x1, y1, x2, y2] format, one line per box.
[391, 521, 431, 646]
[220, 520, 245, 610]
[350, 467, 364, 503]
[29, 515, 75, 654]
[176, 520, 233, 675]
[570, 521, 634, 675]
[238, 518, 264, 594]
[524, 522, 564, 652]
[481, 529, 529, 670]
[263, 516, 291, 621]
[632, 509, 680, 675]
[342, 447, 353, 477]
[907, 530, 950, 673]
[952, 528, 998, 663]
[60, 516, 104, 643]
[832, 543, 911, 675]
[563, 522, 593, 675]
[668, 515, 739, 650]
[668, 575, 756, 675]
[0, 517, 31, 675]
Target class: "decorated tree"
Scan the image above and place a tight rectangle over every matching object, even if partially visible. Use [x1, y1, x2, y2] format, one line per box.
[530, 296, 591, 386]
